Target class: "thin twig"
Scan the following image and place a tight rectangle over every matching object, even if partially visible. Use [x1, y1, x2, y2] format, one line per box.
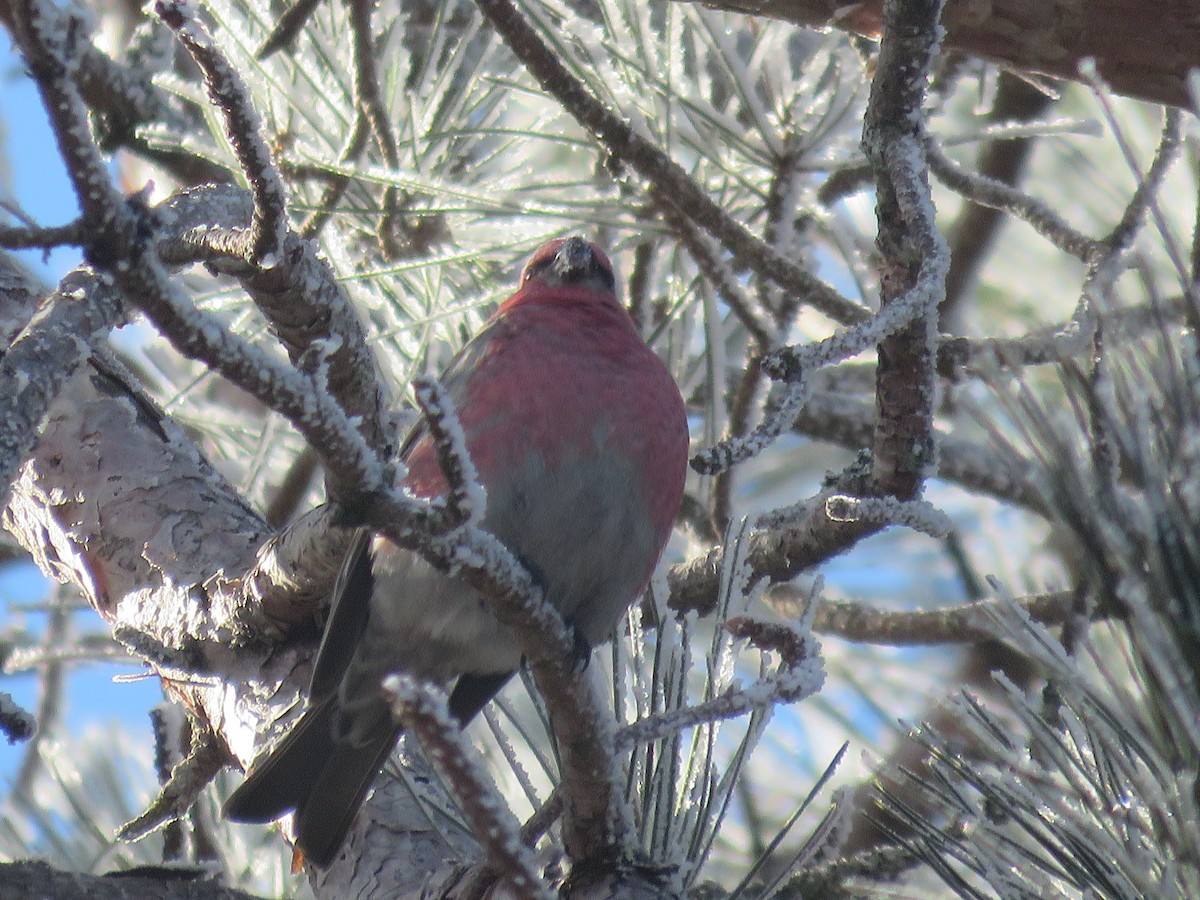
[0, 219, 86, 250]
[257, 0, 325, 58]
[412, 375, 485, 532]
[348, 0, 405, 259]
[157, 1, 288, 263]
[926, 136, 1095, 261]
[385, 676, 554, 900]
[1098, 108, 1183, 259]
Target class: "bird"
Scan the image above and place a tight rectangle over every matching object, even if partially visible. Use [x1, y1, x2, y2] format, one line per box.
[223, 236, 689, 867]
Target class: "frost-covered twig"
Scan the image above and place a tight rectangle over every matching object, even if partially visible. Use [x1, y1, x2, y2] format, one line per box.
[617, 616, 823, 748]
[118, 717, 225, 842]
[412, 375, 486, 531]
[822, 495, 952, 539]
[149, 703, 188, 860]
[156, 0, 288, 264]
[471, 0, 870, 326]
[936, 294, 1097, 377]
[693, 274, 944, 475]
[773, 584, 1085, 645]
[257, 0, 325, 58]
[712, 354, 766, 533]
[1097, 107, 1183, 259]
[940, 74, 1057, 325]
[691, 380, 811, 475]
[383, 675, 554, 900]
[926, 136, 1095, 261]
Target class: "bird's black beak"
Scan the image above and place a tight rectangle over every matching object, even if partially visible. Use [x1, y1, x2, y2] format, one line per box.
[553, 236, 594, 280]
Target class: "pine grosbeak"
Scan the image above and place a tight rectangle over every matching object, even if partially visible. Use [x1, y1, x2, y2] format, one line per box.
[224, 236, 688, 866]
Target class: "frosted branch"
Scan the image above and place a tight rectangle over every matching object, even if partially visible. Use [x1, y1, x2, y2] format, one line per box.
[761, 269, 946, 384]
[766, 583, 1097, 646]
[937, 295, 1097, 378]
[157, 0, 288, 263]
[616, 617, 823, 747]
[693, 233, 947, 476]
[926, 137, 1095, 261]
[1098, 108, 1183, 259]
[383, 675, 554, 899]
[668, 502, 882, 617]
[861, 0, 948, 501]
[822, 495, 952, 539]
[151, 172, 390, 472]
[691, 381, 810, 475]
[412, 376, 486, 531]
[10, 5, 391, 511]
[118, 720, 226, 841]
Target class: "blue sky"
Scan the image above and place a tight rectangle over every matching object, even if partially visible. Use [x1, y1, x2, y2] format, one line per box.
[0, 41, 159, 785]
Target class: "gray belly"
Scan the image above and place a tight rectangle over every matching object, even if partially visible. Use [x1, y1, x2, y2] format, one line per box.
[363, 446, 656, 683]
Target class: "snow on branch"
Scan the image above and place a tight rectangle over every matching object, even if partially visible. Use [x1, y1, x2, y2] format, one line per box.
[383, 675, 554, 900]
[412, 376, 486, 532]
[156, 0, 288, 264]
[616, 616, 824, 748]
[822, 495, 952, 539]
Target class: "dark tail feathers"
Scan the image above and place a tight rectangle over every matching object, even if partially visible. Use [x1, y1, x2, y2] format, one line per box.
[223, 697, 398, 867]
[223, 670, 515, 867]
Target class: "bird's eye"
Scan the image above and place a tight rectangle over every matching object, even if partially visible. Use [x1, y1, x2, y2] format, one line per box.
[522, 257, 553, 284]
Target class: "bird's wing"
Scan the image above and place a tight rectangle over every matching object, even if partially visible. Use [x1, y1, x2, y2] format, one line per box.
[306, 316, 510, 700]
[308, 526, 373, 699]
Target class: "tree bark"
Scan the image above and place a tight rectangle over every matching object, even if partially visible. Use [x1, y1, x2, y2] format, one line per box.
[683, 0, 1200, 107]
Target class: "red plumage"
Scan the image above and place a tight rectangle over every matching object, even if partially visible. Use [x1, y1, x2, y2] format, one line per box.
[224, 237, 688, 867]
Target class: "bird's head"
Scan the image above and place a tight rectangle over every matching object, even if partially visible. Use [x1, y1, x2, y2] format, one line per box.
[519, 236, 616, 295]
